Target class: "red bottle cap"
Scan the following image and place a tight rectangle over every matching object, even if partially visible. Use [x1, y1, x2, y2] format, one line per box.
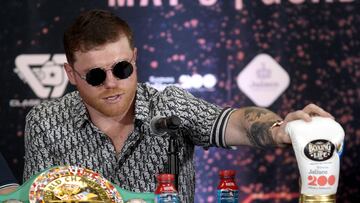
[219, 170, 236, 177]
[157, 173, 175, 182]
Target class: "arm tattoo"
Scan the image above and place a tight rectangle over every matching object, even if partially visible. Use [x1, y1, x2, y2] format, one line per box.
[247, 121, 275, 148]
[244, 107, 270, 122]
[244, 107, 277, 148]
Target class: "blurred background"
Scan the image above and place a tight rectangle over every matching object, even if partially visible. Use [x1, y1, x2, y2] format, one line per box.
[0, 0, 359, 202]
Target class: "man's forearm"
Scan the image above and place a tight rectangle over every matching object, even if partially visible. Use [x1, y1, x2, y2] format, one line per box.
[244, 107, 282, 148]
[225, 107, 283, 147]
[0, 184, 19, 195]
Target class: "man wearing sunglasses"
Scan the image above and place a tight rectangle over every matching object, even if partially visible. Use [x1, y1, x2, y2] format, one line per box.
[23, 9, 333, 202]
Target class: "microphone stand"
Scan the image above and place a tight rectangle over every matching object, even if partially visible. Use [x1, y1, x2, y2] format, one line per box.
[167, 132, 179, 190]
[164, 115, 181, 191]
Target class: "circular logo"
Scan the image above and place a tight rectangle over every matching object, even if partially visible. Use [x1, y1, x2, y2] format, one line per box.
[29, 166, 123, 203]
[304, 139, 335, 161]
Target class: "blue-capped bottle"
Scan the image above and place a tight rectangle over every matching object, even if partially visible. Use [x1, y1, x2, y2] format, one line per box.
[217, 170, 239, 203]
[154, 174, 181, 203]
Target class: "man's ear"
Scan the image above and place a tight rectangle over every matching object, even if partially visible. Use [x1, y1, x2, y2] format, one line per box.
[64, 63, 76, 85]
[133, 47, 137, 65]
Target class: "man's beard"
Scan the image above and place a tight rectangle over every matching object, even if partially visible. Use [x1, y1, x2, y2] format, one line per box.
[80, 86, 136, 118]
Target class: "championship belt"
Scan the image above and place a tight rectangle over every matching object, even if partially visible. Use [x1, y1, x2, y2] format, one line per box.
[0, 166, 154, 203]
[29, 166, 123, 203]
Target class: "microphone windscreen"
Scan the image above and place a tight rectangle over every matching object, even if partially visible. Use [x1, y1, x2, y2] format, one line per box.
[150, 116, 166, 135]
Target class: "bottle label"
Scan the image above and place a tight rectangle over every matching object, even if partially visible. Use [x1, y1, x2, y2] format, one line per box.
[217, 189, 239, 203]
[155, 193, 181, 203]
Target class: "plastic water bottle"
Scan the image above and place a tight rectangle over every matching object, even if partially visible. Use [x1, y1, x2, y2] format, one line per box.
[154, 174, 181, 203]
[217, 170, 239, 203]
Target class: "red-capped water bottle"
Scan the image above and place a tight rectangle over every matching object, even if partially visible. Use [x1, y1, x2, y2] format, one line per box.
[217, 170, 239, 203]
[154, 174, 181, 203]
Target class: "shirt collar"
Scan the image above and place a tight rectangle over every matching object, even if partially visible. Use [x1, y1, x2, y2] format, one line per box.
[134, 83, 156, 124]
[71, 91, 90, 128]
[72, 83, 156, 128]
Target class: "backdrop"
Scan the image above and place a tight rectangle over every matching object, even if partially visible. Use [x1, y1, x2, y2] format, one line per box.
[0, 0, 359, 202]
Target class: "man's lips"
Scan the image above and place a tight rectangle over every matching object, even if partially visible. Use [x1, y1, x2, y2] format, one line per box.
[103, 93, 123, 103]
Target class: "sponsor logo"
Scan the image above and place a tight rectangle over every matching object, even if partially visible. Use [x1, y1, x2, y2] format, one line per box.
[236, 53, 290, 107]
[14, 54, 68, 99]
[178, 74, 217, 90]
[147, 74, 217, 91]
[108, 0, 354, 10]
[147, 76, 176, 91]
[304, 139, 335, 161]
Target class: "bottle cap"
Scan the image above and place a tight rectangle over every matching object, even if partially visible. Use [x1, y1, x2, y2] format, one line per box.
[300, 194, 336, 203]
[157, 173, 175, 182]
[219, 170, 236, 177]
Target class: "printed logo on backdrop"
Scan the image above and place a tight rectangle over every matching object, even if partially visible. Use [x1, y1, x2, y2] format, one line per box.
[108, 0, 355, 10]
[236, 53, 290, 107]
[11, 54, 68, 108]
[147, 74, 217, 91]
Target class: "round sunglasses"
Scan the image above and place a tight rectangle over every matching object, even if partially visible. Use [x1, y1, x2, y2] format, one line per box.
[73, 60, 134, 86]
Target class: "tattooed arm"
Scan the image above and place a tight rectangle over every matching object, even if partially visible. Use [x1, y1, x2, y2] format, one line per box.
[224, 104, 333, 148]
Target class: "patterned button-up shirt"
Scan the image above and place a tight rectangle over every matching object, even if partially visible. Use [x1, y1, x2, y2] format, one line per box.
[24, 83, 234, 202]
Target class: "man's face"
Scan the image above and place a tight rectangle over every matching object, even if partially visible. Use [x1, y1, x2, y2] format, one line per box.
[65, 37, 138, 119]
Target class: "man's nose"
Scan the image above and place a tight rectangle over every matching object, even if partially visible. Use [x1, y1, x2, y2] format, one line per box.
[102, 69, 117, 88]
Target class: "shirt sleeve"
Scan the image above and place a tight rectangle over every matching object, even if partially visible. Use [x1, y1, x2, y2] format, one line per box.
[157, 86, 236, 149]
[0, 153, 18, 188]
[210, 107, 237, 148]
[23, 106, 54, 181]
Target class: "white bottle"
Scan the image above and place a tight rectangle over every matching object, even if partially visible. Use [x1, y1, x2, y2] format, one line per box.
[286, 117, 345, 202]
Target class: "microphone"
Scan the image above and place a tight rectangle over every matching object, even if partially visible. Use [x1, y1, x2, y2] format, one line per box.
[150, 115, 181, 135]
[150, 115, 182, 190]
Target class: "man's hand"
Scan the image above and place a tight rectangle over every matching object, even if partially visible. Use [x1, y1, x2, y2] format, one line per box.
[272, 103, 334, 145]
[225, 103, 333, 148]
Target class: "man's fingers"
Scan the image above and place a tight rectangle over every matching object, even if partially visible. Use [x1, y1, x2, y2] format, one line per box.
[284, 104, 334, 124]
[284, 110, 312, 122]
[277, 104, 334, 145]
[303, 103, 334, 118]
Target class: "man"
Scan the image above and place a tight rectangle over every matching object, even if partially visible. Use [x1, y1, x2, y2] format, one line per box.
[23, 9, 333, 202]
[0, 153, 19, 195]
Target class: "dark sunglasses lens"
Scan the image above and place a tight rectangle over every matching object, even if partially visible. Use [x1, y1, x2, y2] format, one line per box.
[86, 68, 106, 86]
[113, 61, 133, 79]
